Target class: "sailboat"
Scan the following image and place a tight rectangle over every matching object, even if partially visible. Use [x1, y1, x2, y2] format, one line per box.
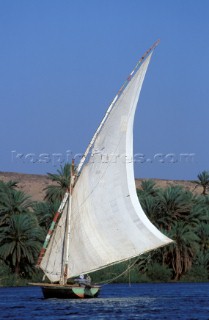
[32, 40, 173, 299]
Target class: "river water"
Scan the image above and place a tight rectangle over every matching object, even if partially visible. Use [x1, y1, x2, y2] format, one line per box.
[0, 283, 209, 319]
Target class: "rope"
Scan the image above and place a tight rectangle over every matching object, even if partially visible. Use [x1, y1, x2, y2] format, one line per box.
[97, 253, 152, 286]
[97, 258, 140, 286]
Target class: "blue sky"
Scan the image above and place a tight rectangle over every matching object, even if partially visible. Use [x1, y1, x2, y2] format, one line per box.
[0, 0, 209, 180]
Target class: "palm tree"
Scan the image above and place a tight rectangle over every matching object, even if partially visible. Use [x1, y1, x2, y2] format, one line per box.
[156, 186, 194, 230]
[193, 250, 209, 269]
[192, 170, 209, 195]
[165, 222, 199, 280]
[0, 180, 18, 193]
[0, 189, 33, 225]
[44, 163, 72, 203]
[139, 196, 157, 224]
[137, 180, 162, 228]
[33, 201, 59, 231]
[195, 223, 209, 253]
[189, 196, 209, 225]
[137, 179, 160, 198]
[0, 213, 44, 276]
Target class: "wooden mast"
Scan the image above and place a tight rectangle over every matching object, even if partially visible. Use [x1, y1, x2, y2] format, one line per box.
[61, 159, 75, 285]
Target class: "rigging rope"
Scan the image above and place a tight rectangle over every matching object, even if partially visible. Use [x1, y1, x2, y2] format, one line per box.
[97, 253, 152, 286]
[97, 257, 140, 286]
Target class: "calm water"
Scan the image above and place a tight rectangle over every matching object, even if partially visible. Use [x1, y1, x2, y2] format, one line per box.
[0, 283, 209, 319]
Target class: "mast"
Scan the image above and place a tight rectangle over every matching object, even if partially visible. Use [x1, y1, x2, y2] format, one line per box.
[76, 40, 160, 176]
[60, 160, 75, 285]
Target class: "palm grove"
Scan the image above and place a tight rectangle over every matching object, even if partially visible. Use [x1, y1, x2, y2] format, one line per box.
[0, 166, 209, 285]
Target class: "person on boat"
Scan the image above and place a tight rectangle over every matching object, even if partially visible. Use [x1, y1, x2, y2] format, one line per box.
[75, 274, 91, 286]
[86, 274, 91, 285]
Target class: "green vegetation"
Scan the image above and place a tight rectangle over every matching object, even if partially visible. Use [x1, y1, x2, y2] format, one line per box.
[44, 163, 72, 203]
[0, 166, 209, 285]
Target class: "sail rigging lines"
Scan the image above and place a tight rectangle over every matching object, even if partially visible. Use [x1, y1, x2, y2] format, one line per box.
[97, 257, 140, 286]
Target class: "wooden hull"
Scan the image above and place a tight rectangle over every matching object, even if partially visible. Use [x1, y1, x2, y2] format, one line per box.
[30, 283, 100, 299]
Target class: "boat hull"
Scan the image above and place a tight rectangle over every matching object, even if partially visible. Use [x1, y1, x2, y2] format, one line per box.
[30, 283, 100, 299]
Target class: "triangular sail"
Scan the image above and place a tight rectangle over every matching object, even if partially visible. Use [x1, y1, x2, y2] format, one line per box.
[40, 44, 173, 282]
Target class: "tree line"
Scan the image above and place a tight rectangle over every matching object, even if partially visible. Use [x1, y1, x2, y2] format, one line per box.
[0, 166, 209, 285]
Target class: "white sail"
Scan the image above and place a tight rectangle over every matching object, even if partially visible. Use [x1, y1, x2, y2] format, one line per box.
[40, 48, 173, 282]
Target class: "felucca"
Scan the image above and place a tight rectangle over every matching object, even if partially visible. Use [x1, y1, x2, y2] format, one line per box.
[31, 40, 173, 299]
